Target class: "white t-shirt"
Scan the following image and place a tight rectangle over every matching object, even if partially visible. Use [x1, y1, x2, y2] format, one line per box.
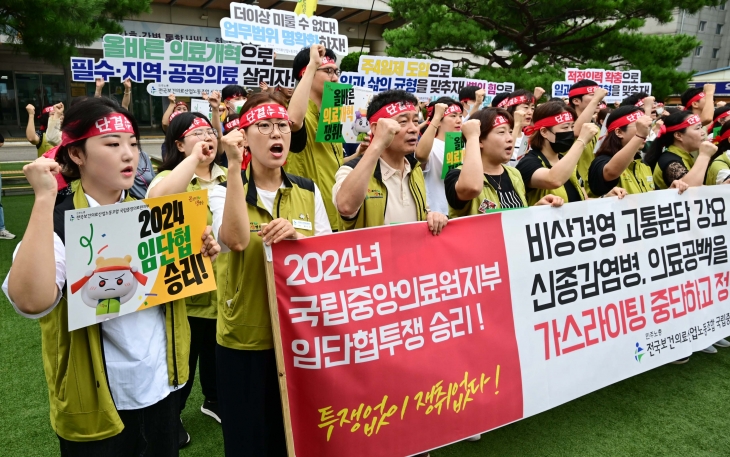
[422, 138, 449, 216]
[507, 134, 528, 167]
[210, 181, 332, 254]
[2, 193, 179, 410]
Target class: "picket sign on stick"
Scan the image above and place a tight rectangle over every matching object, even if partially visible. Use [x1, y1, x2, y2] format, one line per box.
[262, 224, 297, 457]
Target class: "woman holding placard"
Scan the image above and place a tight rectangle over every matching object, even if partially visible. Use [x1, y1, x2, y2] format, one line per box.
[3, 97, 220, 455]
[445, 107, 564, 217]
[210, 91, 332, 456]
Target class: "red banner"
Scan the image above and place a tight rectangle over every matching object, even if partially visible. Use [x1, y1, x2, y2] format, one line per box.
[270, 214, 523, 456]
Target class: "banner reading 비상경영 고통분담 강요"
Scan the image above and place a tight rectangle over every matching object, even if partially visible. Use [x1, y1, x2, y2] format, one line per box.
[267, 186, 730, 456]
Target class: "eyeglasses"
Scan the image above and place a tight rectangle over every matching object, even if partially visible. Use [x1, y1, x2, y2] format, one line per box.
[253, 120, 292, 135]
[185, 128, 219, 140]
[317, 68, 341, 77]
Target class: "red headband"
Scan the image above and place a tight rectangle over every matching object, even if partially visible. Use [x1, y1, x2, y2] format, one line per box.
[499, 95, 534, 108]
[713, 128, 730, 145]
[427, 104, 462, 119]
[224, 118, 240, 131]
[298, 56, 337, 78]
[598, 103, 607, 110]
[70, 266, 148, 295]
[523, 112, 574, 136]
[684, 92, 705, 110]
[665, 114, 701, 133]
[41, 106, 54, 115]
[182, 117, 212, 137]
[606, 111, 643, 133]
[568, 85, 599, 99]
[239, 103, 289, 129]
[61, 114, 135, 146]
[175, 101, 188, 108]
[708, 110, 730, 132]
[169, 110, 182, 122]
[492, 115, 510, 128]
[368, 102, 417, 123]
[224, 93, 245, 102]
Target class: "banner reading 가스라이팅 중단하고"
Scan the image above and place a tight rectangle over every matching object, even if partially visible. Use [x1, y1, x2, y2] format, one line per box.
[267, 186, 730, 456]
[65, 190, 215, 331]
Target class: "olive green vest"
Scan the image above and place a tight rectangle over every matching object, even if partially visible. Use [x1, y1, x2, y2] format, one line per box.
[449, 165, 527, 218]
[43, 182, 189, 442]
[653, 145, 696, 190]
[284, 99, 344, 231]
[340, 154, 429, 230]
[216, 166, 317, 351]
[576, 131, 599, 197]
[526, 149, 586, 206]
[155, 166, 228, 319]
[616, 157, 655, 194]
[706, 152, 730, 185]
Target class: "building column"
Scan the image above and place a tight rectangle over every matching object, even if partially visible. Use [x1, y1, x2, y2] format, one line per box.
[370, 40, 388, 56]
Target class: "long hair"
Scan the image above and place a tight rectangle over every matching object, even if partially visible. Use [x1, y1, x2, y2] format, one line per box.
[159, 112, 218, 173]
[644, 110, 695, 170]
[55, 98, 140, 180]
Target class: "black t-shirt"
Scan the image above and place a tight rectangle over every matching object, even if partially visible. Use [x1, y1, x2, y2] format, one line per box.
[657, 152, 688, 187]
[289, 124, 309, 153]
[445, 169, 525, 210]
[588, 154, 619, 197]
[516, 149, 582, 202]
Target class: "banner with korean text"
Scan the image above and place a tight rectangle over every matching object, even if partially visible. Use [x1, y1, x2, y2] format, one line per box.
[266, 186, 730, 456]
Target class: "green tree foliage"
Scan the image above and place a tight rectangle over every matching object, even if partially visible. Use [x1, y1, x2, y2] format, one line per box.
[1, 0, 151, 65]
[340, 52, 367, 72]
[384, 0, 723, 100]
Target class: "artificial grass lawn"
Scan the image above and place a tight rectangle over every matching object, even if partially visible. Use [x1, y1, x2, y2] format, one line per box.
[1, 194, 730, 456]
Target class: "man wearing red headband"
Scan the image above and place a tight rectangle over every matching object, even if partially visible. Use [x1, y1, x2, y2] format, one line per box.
[285, 45, 346, 231]
[568, 80, 609, 197]
[680, 84, 714, 126]
[25, 103, 60, 157]
[332, 90, 448, 235]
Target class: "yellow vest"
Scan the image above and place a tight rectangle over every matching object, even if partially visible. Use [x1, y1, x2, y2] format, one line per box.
[525, 149, 585, 206]
[577, 131, 599, 197]
[706, 152, 730, 185]
[449, 165, 527, 218]
[43, 182, 189, 441]
[653, 145, 695, 190]
[615, 157, 655, 194]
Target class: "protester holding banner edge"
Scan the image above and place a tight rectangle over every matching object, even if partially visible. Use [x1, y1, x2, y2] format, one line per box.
[210, 91, 332, 456]
[4, 97, 221, 455]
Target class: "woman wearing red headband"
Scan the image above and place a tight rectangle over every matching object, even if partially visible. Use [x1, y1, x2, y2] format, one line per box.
[644, 110, 717, 189]
[708, 105, 730, 139]
[4, 97, 220, 455]
[705, 121, 730, 185]
[517, 101, 625, 205]
[500, 89, 536, 166]
[211, 91, 332, 456]
[148, 111, 228, 446]
[416, 97, 464, 215]
[445, 108, 564, 217]
[589, 106, 689, 196]
[162, 94, 190, 132]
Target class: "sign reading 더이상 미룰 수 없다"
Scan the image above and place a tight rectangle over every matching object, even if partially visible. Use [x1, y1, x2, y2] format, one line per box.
[65, 190, 216, 331]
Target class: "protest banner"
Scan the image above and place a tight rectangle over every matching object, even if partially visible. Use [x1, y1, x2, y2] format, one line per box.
[339, 55, 514, 104]
[70, 35, 294, 96]
[190, 98, 213, 120]
[220, 2, 348, 56]
[316, 82, 374, 144]
[265, 186, 730, 456]
[441, 132, 465, 179]
[552, 68, 652, 103]
[65, 190, 216, 331]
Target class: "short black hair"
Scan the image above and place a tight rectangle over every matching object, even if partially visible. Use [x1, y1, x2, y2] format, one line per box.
[548, 97, 564, 103]
[620, 92, 649, 107]
[490, 92, 509, 108]
[222, 85, 246, 101]
[680, 87, 703, 109]
[568, 79, 598, 108]
[366, 90, 419, 120]
[713, 105, 730, 122]
[458, 85, 480, 102]
[292, 47, 338, 81]
[159, 112, 218, 173]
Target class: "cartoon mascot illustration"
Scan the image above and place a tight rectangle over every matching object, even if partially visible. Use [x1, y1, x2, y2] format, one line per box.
[352, 109, 370, 141]
[71, 255, 148, 323]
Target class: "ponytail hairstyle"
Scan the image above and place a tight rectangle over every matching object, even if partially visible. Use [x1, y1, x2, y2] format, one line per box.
[159, 111, 218, 173]
[644, 110, 695, 170]
[55, 97, 139, 180]
[595, 106, 642, 158]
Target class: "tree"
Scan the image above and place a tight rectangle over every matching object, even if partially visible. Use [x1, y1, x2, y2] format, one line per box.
[383, 0, 723, 100]
[1, 0, 151, 65]
[340, 52, 368, 72]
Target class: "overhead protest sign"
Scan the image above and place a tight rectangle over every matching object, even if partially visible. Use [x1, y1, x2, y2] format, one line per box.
[65, 190, 216, 331]
[339, 56, 515, 103]
[266, 186, 730, 457]
[552, 68, 652, 103]
[220, 2, 348, 56]
[70, 35, 294, 97]
[316, 81, 374, 144]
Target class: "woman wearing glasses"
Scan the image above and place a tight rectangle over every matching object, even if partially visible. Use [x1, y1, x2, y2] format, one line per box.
[148, 112, 227, 446]
[211, 91, 332, 456]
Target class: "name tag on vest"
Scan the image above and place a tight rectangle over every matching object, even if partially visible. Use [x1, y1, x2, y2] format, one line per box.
[293, 219, 313, 231]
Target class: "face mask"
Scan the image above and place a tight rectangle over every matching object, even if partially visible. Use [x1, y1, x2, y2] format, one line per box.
[656, 107, 664, 115]
[231, 100, 246, 114]
[549, 130, 575, 153]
